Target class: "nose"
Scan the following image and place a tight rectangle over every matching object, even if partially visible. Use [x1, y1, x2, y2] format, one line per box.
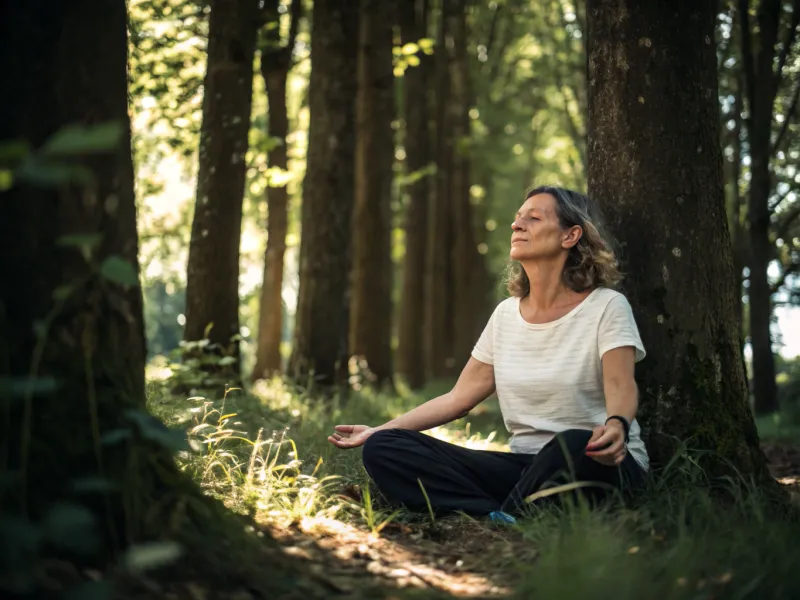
[511, 218, 524, 231]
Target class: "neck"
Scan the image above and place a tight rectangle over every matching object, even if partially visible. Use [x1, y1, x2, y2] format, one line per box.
[521, 258, 570, 309]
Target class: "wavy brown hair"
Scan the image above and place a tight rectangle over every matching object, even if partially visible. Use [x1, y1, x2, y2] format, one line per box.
[506, 186, 622, 297]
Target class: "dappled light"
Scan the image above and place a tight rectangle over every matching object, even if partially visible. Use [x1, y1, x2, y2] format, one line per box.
[3, 0, 800, 599]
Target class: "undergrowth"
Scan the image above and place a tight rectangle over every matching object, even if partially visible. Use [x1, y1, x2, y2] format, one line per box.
[145, 367, 800, 599]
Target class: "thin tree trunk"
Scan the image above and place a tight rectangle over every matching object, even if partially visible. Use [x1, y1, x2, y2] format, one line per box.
[739, 0, 782, 415]
[426, 0, 456, 379]
[586, 0, 770, 478]
[252, 0, 302, 381]
[450, 0, 479, 367]
[288, 0, 359, 389]
[350, 0, 396, 388]
[397, 0, 432, 390]
[184, 0, 259, 380]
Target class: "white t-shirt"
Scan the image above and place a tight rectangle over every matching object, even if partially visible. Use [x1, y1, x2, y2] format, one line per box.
[471, 287, 649, 470]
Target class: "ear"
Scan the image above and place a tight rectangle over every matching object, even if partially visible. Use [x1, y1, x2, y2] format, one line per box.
[562, 225, 583, 249]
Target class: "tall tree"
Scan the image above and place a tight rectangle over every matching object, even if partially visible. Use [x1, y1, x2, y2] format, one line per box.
[450, 0, 486, 366]
[397, 0, 432, 389]
[251, 0, 303, 381]
[737, 0, 800, 414]
[0, 0, 153, 521]
[426, 0, 457, 379]
[349, 0, 396, 387]
[288, 0, 359, 388]
[586, 0, 769, 477]
[183, 0, 260, 375]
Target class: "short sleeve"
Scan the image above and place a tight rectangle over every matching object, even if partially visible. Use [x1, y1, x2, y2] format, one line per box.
[597, 294, 646, 362]
[471, 306, 497, 365]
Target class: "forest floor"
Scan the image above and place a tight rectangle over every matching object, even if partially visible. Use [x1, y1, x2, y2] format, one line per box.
[142, 366, 800, 600]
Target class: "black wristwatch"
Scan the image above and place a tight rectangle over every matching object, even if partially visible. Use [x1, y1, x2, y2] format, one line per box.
[605, 415, 630, 443]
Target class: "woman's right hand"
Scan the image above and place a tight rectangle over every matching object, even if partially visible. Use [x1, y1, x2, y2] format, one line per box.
[328, 424, 377, 449]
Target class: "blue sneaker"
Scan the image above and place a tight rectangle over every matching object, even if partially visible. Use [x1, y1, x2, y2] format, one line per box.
[488, 511, 517, 524]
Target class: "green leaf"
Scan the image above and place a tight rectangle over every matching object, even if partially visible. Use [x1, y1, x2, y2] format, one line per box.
[123, 541, 183, 572]
[100, 428, 131, 445]
[41, 503, 100, 555]
[217, 356, 237, 366]
[17, 160, 93, 187]
[53, 284, 75, 301]
[63, 581, 114, 600]
[100, 256, 139, 286]
[71, 477, 119, 494]
[0, 376, 58, 398]
[0, 169, 13, 191]
[0, 139, 31, 164]
[125, 410, 189, 451]
[41, 122, 124, 156]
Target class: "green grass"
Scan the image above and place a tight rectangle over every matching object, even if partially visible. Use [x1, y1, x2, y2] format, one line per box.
[145, 369, 800, 599]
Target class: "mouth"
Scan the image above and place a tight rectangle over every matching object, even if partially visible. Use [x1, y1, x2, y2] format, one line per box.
[511, 238, 527, 245]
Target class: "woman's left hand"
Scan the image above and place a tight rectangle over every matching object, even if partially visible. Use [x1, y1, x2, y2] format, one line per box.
[584, 422, 626, 466]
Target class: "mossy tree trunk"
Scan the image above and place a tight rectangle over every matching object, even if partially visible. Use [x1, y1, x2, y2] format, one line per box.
[349, 0, 396, 388]
[397, 0, 432, 390]
[0, 0, 170, 528]
[288, 0, 359, 389]
[252, 0, 302, 381]
[184, 0, 260, 380]
[586, 0, 769, 478]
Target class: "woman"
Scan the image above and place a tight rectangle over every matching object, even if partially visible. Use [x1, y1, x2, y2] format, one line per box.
[328, 186, 648, 522]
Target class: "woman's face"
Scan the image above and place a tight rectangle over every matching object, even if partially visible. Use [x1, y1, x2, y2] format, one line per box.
[510, 193, 580, 261]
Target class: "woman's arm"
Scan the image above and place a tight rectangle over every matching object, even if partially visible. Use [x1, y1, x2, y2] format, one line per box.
[584, 346, 638, 465]
[328, 357, 495, 449]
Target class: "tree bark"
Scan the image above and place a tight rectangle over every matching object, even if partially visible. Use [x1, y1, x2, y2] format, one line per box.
[252, 0, 302, 381]
[739, 0, 782, 415]
[184, 0, 259, 379]
[397, 0, 432, 390]
[450, 0, 481, 367]
[349, 0, 396, 388]
[288, 0, 359, 389]
[426, 0, 457, 379]
[586, 0, 769, 478]
[0, 0, 157, 523]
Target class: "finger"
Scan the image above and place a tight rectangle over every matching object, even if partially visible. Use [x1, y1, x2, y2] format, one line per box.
[586, 439, 624, 458]
[585, 431, 615, 451]
[587, 426, 605, 445]
[328, 435, 354, 449]
[334, 424, 355, 434]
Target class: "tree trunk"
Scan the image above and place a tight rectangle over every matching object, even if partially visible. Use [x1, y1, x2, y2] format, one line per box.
[252, 0, 301, 381]
[288, 0, 359, 389]
[739, 0, 782, 415]
[586, 0, 769, 478]
[426, 0, 456, 379]
[397, 0, 432, 390]
[450, 0, 483, 367]
[184, 0, 259, 380]
[349, 0, 396, 388]
[0, 0, 158, 525]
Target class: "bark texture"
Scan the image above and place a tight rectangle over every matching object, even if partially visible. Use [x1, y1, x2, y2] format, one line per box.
[739, 0, 783, 415]
[0, 0, 151, 520]
[349, 0, 396, 387]
[426, 0, 457, 379]
[252, 0, 302, 381]
[288, 0, 359, 388]
[184, 0, 259, 374]
[397, 0, 432, 390]
[586, 0, 769, 477]
[450, 0, 482, 367]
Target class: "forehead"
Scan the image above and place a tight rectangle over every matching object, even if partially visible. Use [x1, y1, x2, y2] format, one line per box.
[518, 193, 557, 214]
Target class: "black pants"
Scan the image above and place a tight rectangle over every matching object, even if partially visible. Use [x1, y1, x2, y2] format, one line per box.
[362, 428, 646, 516]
